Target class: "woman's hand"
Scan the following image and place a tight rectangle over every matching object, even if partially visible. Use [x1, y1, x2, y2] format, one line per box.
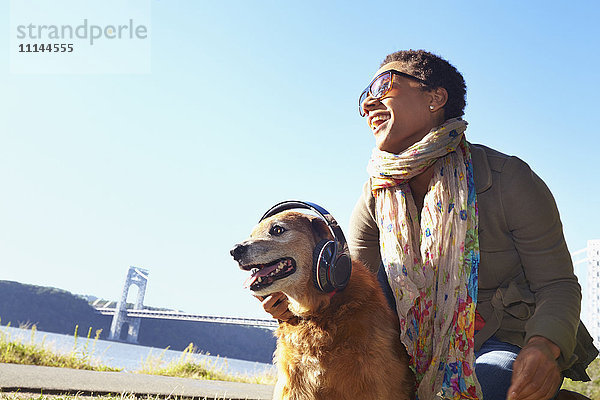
[255, 292, 295, 322]
[507, 336, 562, 400]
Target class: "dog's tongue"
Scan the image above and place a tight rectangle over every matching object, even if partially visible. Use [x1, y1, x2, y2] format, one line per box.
[243, 263, 279, 288]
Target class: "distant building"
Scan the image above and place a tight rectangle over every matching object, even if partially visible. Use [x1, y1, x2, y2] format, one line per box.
[588, 240, 600, 348]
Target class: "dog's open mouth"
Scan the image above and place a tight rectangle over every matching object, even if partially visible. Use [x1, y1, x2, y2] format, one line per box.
[241, 258, 296, 291]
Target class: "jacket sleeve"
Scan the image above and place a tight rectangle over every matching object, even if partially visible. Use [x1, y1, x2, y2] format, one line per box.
[348, 180, 381, 275]
[501, 156, 581, 369]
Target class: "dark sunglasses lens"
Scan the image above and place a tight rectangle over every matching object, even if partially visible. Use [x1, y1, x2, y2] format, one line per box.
[371, 72, 392, 98]
[359, 89, 368, 116]
[358, 71, 393, 116]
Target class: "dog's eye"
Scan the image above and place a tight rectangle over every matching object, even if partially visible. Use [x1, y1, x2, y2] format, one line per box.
[269, 225, 286, 236]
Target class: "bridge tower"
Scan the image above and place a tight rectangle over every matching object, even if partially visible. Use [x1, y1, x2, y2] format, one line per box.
[108, 266, 149, 343]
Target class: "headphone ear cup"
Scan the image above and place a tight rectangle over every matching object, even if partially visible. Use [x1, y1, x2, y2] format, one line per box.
[312, 239, 335, 292]
[330, 254, 351, 290]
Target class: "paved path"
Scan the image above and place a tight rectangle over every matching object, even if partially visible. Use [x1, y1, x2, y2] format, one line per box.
[0, 363, 274, 399]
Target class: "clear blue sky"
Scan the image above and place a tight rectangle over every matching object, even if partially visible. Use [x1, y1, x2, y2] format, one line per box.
[1, 1, 599, 319]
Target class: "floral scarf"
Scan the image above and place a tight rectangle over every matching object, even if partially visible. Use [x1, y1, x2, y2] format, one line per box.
[367, 118, 482, 400]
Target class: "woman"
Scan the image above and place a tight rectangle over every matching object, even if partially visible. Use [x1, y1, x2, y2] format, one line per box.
[260, 50, 593, 400]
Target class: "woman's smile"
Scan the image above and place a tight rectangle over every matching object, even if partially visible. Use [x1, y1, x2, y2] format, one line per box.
[368, 113, 391, 134]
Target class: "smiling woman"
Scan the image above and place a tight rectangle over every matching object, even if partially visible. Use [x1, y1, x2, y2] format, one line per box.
[254, 49, 597, 400]
[348, 49, 597, 400]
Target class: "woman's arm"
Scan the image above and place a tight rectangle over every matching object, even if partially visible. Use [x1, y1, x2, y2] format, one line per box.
[501, 156, 581, 400]
[348, 180, 381, 274]
[501, 156, 581, 366]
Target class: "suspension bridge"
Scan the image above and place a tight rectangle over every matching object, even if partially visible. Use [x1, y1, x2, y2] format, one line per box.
[94, 304, 278, 329]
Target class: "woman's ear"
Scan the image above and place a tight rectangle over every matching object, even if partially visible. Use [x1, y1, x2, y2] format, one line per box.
[429, 87, 448, 111]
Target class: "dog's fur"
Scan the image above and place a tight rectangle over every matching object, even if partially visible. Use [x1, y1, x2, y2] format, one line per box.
[232, 211, 414, 400]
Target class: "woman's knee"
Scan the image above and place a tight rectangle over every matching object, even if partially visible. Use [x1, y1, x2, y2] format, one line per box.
[475, 347, 518, 400]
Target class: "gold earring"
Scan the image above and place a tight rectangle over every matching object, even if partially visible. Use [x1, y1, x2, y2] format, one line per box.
[429, 105, 434, 110]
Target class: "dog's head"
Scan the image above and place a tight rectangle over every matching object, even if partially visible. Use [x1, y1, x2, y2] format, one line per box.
[231, 211, 333, 300]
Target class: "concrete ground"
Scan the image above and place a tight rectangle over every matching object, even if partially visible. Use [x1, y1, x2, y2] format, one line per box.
[0, 363, 274, 400]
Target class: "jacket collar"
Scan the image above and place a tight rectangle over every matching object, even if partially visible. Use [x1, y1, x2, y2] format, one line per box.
[471, 144, 492, 194]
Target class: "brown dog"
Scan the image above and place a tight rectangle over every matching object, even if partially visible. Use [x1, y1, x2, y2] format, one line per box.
[231, 210, 414, 400]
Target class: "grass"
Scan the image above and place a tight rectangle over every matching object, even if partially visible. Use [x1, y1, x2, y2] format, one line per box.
[0, 394, 224, 400]
[0, 395, 160, 400]
[0, 321, 275, 385]
[560, 357, 600, 398]
[0, 323, 118, 372]
[136, 343, 275, 385]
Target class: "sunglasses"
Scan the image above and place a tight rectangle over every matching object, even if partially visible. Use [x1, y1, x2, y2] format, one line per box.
[358, 69, 427, 117]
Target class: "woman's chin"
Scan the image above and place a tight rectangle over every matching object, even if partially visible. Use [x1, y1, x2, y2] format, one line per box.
[374, 129, 392, 152]
[376, 132, 425, 155]
[375, 136, 402, 154]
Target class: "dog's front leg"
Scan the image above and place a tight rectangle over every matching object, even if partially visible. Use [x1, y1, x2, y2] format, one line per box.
[272, 371, 287, 400]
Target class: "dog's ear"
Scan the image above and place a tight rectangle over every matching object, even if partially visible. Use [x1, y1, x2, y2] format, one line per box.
[310, 216, 333, 244]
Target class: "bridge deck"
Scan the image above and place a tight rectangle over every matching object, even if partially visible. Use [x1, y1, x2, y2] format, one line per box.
[95, 307, 279, 329]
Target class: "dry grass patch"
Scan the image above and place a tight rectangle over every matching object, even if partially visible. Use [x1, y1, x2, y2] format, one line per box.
[137, 343, 275, 385]
[0, 324, 118, 372]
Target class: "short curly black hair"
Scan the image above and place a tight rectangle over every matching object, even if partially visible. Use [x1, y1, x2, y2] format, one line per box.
[381, 50, 466, 119]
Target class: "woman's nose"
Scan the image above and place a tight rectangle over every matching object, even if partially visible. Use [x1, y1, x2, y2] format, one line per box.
[361, 95, 379, 116]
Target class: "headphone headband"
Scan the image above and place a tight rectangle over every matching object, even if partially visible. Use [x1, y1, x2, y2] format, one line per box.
[259, 200, 349, 253]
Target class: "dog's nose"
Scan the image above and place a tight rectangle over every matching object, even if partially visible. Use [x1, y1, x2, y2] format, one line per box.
[230, 243, 248, 261]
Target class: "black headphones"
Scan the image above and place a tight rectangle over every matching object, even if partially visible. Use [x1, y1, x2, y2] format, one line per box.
[260, 201, 352, 293]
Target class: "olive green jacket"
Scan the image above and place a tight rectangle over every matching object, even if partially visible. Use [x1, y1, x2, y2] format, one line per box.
[348, 143, 583, 371]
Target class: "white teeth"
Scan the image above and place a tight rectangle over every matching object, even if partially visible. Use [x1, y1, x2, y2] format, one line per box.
[370, 115, 389, 128]
[249, 260, 290, 280]
[372, 115, 389, 122]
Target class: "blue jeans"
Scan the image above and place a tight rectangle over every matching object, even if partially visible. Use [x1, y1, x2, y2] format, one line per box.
[475, 336, 520, 400]
[475, 336, 560, 400]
